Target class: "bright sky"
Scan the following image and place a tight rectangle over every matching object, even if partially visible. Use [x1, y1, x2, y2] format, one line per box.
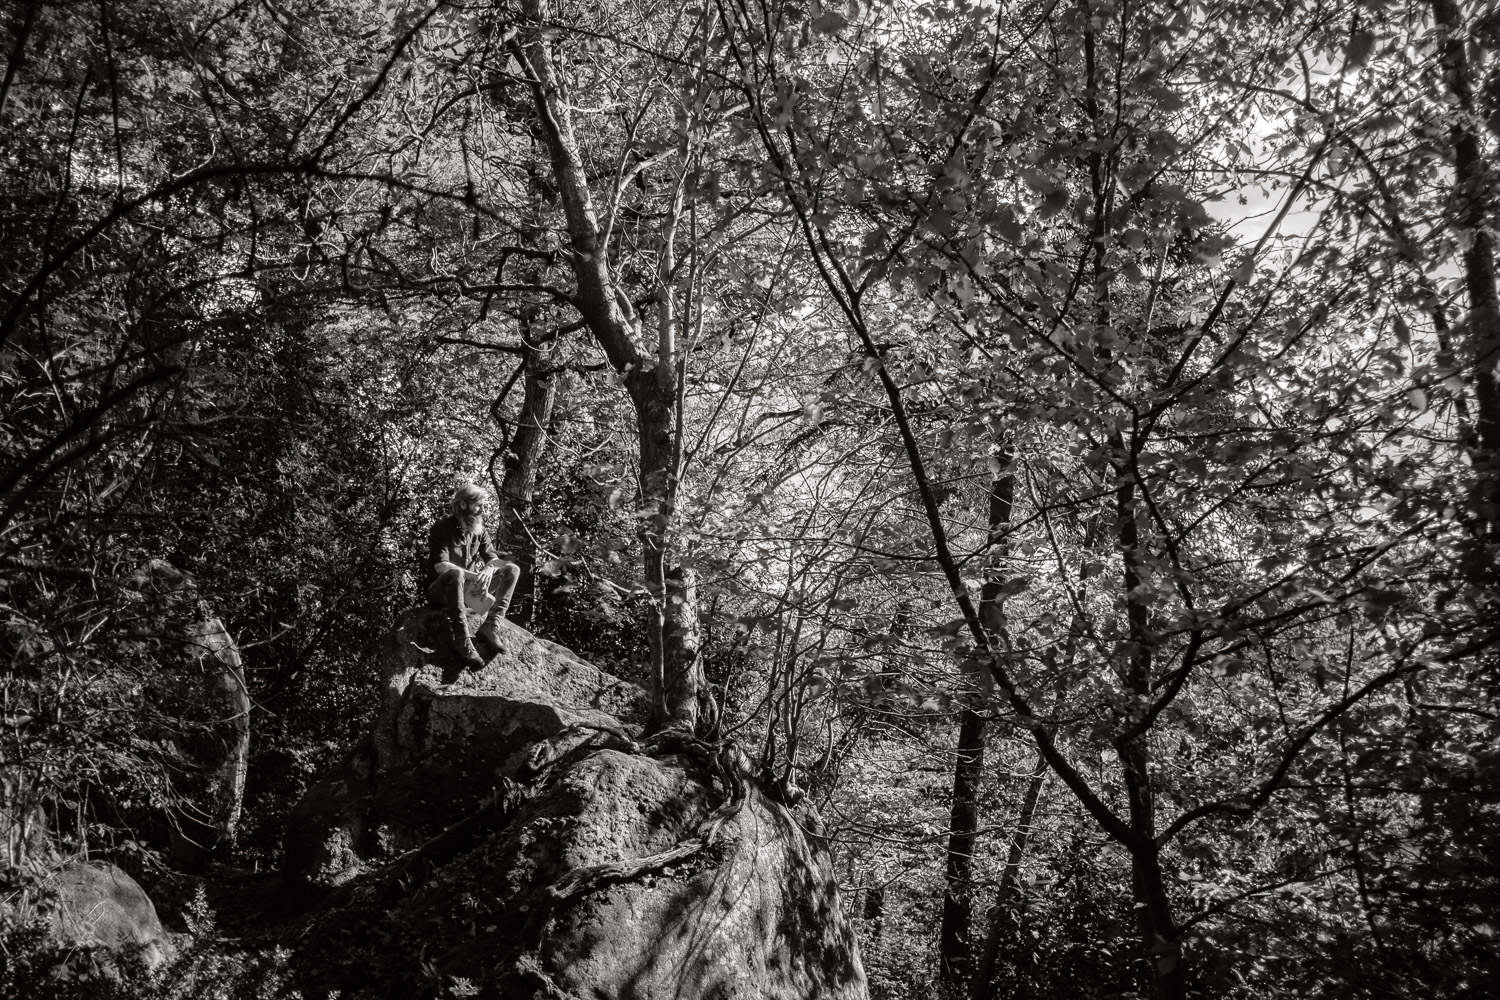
[1206, 184, 1324, 248]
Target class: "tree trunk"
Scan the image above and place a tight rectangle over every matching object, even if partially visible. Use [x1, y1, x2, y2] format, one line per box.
[939, 709, 986, 984]
[939, 458, 1014, 984]
[631, 376, 691, 731]
[1432, 0, 1500, 556]
[499, 336, 558, 625]
[1130, 836, 1186, 1000]
[1116, 477, 1186, 1000]
[971, 760, 1047, 1000]
[662, 564, 703, 731]
[863, 884, 885, 940]
[517, 6, 699, 732]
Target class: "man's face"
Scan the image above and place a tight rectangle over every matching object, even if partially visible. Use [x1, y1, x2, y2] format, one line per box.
[459, 496, 485, 520]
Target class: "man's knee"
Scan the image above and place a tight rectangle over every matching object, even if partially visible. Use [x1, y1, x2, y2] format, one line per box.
[426, 567, 465, 605]
[487, 562, 520, 599]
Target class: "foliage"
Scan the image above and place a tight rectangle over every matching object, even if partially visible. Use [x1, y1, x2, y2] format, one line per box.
[4, 0, 1499, 997]
[0, 873, 297, 1000]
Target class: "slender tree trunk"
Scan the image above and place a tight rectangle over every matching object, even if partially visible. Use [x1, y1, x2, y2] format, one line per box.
[517, 6, 699, 731]
[499, 335, 558, 624]
[1114, 468, 1186, 1000]
[864, 884, 885, 940]
[971, 759, 1047, 1000]
[662, 564, 703, 730]
[1082, 1, 1186, 977]
[1431, 0, 1500, 559]
[1130, 835, 1186, 1000]
[939, 709, 986, 984]
[632, 379, 693, 730]
[0, 1, 40, 120]
[940, 457, 1015, 984]
[478, 22, 553, 626]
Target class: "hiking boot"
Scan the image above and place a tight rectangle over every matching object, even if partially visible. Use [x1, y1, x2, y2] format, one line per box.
[476, 618, 505, 655]
[453, 635, 485, 670]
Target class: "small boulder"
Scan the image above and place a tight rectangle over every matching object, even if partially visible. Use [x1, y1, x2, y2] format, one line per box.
[6, 861, 175, 976]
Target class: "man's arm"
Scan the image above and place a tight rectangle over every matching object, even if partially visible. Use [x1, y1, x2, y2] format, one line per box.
[428, 519, 470, 579]
[477, 524, 503, 569]
[473, 524, 505, 587]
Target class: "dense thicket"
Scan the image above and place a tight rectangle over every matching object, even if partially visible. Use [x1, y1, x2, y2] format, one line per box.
[2, 1, 1496, 998]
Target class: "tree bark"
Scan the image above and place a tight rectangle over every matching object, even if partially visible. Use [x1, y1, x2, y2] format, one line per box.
[662, 564, 703, 731]
[939, 458, 1015, 985]
[1432, 0, 1500, 557]
[971, 759, 1047, 1000]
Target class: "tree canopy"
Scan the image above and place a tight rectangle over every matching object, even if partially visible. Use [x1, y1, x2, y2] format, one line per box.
[2, 1, 1497, 998]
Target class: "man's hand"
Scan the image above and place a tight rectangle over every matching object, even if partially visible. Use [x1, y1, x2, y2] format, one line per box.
[476, 565, 497, 591]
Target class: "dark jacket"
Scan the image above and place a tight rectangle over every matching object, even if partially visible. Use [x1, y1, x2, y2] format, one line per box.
[425, 515, 501, 586]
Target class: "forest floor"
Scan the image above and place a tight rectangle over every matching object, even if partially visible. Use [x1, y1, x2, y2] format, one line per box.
[147, 863, 297, 941]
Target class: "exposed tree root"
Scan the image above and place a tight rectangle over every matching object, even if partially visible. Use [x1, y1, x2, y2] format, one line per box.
[518, 734, 753, 954]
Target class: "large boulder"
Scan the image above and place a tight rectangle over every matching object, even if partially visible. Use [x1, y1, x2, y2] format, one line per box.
[169, 615, 251, 867]
[4, 861, 175, 976]
[286, 610, 649, 889]
[389, 744, 867, 1000]
[286, 610, 868, 999]
[126, 559, 251, 869]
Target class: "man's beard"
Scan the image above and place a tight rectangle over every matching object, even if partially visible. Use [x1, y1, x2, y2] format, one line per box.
[458, 514, 484, 537]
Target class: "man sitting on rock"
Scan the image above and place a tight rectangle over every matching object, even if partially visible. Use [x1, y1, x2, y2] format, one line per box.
[426, 483, 520, 669]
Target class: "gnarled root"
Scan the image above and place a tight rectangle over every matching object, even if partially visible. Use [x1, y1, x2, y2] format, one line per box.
[519, 736, 753, 952]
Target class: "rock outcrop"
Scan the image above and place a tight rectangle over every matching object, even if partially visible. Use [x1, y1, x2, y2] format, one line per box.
[387, 742, 864, 999]
[170, 616, 250, 867]
[286, 609, 648, 889]
[126, 558, 251, 869]
[287, 608, 867, 999]
[373, 610, 646, 776]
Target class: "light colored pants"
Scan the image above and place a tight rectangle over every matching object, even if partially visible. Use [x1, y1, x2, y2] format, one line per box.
[425, 564, 520, 633]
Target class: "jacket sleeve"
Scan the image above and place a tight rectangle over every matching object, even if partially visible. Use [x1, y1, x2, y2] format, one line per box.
[428, 519, 462, 578]
[477, 527, 502, 568]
